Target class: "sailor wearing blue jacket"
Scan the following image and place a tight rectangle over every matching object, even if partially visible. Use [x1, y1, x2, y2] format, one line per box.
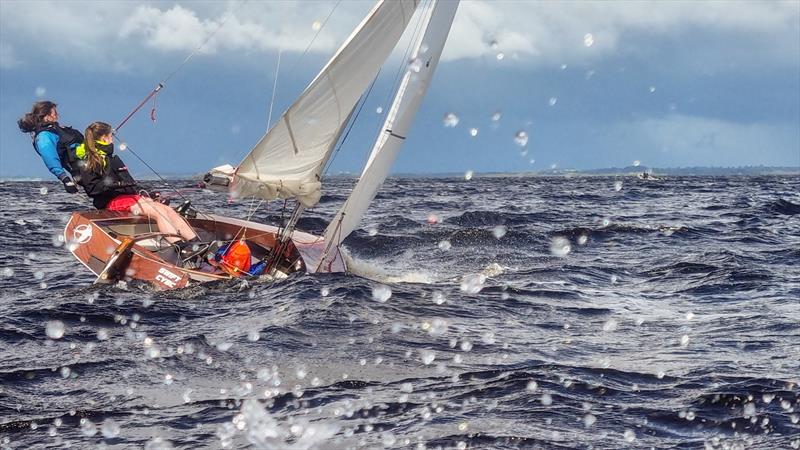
[18, 101, 84, 193]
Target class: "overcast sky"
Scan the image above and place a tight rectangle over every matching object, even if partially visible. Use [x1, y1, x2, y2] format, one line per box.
[1, 0, 798, 178]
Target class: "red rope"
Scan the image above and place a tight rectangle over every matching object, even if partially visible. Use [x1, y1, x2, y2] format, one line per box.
[115, 83, 163, 132]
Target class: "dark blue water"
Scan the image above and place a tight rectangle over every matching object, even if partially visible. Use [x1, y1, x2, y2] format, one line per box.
[1, 175, 799, 449]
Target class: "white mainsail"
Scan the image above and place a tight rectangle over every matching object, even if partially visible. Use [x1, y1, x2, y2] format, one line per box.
[316, 0, 459, 271]
[234, 0, 419, 207]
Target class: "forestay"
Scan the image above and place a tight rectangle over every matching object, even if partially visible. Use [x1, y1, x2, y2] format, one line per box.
[233, 0, 419, 207]
[317, 0, 459, 270]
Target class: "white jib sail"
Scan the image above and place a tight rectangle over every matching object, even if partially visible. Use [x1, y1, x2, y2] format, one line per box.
[234, 0, 419, 207]
[317, 0, 459, 269]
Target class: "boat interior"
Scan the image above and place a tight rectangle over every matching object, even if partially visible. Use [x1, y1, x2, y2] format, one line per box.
[90, 214, 302, 276]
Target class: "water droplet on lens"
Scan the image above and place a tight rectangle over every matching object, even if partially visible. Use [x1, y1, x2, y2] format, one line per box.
[549, 237, 571, 256]
[60, 367, 71, 378]
[101, 419, 120, 438]
[1, 267, 13, 277]
[311, 20, 322, 31]
[216, 342, 233, 351]
[443, 112, 459, 127]
[421, 350, 436, 365]
[633, 160, 641, 167]
[686, 312, 695, 321]
[438, 240, 452, 251]
[247, 330, 260, 342]
[548, 97, 557, 106]
[496, 52, 505, 60]
[623, 429, 635, 442]
[427, 213, 439, 224]
[409, 57, 422, 73]
[583, 413, 596, 427]
[603, 319, 618, 332]
[432, 291, 446, 304]
[541, 393, 553, 405]
[372, 284, 392, 302]
[459, 274, 486, 294]
[376, 106, 383, 114]
[680, 335, 690, 347]
[469, 128, 478, 137]
[514, 130, 529, 147]
[368, 227, 378, 236]
[97, 329, 109, 341]
[492, 225, 507, 239]
[464, 170, 473, 180]
[119, 143, 127, 151]
[583, 33, 594, 47]
[80, 419, 97, 437]
[460, 341, 473, 352]
[527, 381, 538, 391]
[649, 86, 656, 93]
[577, 234, 588, 245]
[743, 402, 756, 417]
[35, 86, 47, 97]
[613, 180, 623, 192]
[46, 320, 65, 339]
[145, 437, 174, 450]
[491, 111, 501, 122]
[39, 187, 48, 195]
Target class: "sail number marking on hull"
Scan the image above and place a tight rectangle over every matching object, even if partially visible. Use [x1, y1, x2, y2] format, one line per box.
[156, 267, 182, 288]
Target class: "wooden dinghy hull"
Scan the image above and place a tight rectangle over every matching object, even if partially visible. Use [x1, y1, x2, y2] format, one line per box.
[63, 210, 346, 290]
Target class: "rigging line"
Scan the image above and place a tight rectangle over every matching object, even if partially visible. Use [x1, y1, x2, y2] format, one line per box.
[323, 1, 429, 186]
[230, 2, 338, 165]
[163, 0, 251, 86]
[266, 49, 283, 131]
[322, 73, 380, 176]
[116, 0, 251, 133]
[111, 135, 213, 221]
[327, 0, 430, 175]
[381, 0, 431, 118]
[284, 0, 342, 79]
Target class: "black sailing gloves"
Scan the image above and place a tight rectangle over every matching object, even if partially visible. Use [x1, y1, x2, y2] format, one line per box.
[59, 173, 79, 194]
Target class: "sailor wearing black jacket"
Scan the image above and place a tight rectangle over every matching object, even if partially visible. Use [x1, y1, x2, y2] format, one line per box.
[74, 138, 138, 209]
[77, 121, 199, 245]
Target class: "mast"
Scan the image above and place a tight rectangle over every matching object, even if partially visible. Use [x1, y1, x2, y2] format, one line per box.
[316, 0, 460, 272]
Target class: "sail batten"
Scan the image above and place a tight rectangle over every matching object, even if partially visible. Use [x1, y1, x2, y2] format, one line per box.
[233, 0, 420, 207]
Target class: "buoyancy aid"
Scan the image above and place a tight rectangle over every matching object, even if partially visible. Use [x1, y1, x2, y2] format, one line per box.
[33, 123, 84, 176]
[76, 141, 139, 209]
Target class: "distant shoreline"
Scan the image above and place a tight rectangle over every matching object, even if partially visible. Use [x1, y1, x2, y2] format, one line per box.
[2, 166, 797, 182]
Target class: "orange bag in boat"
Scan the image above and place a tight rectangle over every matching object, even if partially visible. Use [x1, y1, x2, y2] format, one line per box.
[221, 240, 252, 276]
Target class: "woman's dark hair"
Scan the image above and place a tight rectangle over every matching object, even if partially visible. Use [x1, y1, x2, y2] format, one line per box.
[84, 121, 113, 173]
[18, 101, 57, 133]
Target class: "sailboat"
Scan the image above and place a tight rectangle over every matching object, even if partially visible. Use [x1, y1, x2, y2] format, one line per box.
[63, 0, 459, 289]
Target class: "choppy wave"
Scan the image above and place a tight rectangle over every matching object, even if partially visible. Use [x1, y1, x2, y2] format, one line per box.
[1, 175, 799, 449]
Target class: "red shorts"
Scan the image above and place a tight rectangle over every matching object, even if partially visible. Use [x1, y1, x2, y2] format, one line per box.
[107, 194, 142, 212]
